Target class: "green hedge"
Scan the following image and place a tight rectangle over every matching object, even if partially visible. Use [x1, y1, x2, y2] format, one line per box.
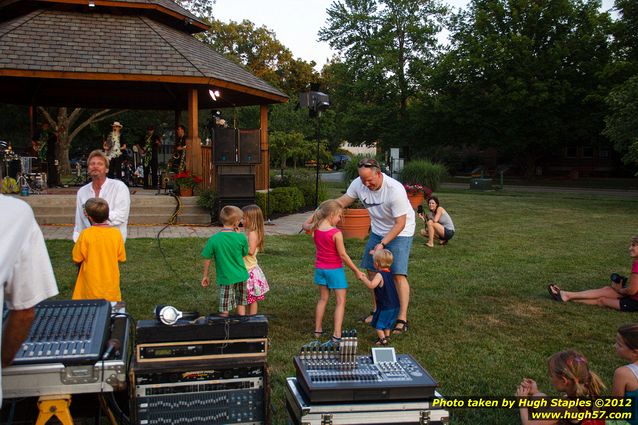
[256, 187, 304, 215]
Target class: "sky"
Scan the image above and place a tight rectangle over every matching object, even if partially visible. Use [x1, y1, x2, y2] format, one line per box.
[212, 0, 616, 70]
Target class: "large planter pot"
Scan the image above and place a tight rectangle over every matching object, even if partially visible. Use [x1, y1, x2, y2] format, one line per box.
[179, 187, 193, 197]
[337, 208, 371, 240]
[407, 192, 425, 209]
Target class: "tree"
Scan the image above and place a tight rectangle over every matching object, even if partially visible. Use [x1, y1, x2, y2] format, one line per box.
[38, 108, 126, 174]
[603, 74, 638, 170]
[174, 0, 215, 20]
[423, 0, 612, 175]
[200, 19, 318, 96]
[318, 0, 446, 152]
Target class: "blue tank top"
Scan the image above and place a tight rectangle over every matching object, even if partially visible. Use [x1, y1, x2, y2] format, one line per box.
[624, 364, 638, 425]
[374, 270, 400, 311]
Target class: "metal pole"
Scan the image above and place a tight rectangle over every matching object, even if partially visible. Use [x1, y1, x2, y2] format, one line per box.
[315, 114, 320, 209]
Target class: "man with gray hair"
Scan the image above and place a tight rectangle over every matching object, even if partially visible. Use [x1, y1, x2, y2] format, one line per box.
[73, 150, 130, 242]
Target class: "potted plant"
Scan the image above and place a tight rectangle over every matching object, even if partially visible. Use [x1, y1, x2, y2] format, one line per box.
[403, 183, 432, 209]
[337, 200, 371, 240]
[174, 170, 202, 197]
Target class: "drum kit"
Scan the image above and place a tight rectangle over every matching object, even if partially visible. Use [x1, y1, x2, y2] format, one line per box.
[1, 141, 48, 193]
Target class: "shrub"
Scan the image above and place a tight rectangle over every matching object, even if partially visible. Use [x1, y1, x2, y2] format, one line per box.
[196, 188, 218, 223]
[255, 191, 273, 217]
[269, 170, 291, 188]
[342, 154, 367, 187]
[287, 169, 328, 208]
[399, 159, 447, 192]
[269, 187, 304, 214]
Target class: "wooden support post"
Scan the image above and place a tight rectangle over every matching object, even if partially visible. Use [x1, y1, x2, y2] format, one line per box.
[257, 105, 269, 191]
[187, 88, 202, 180]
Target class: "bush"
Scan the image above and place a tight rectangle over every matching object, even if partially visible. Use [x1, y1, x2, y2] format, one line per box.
[287, 169, 328, 208]
[196, 188, 218, 223]
[269, 187, 304, 214]
[269, 170, 291, 188]
[342, 154, 367, 187]
[255, 191, 272, 217]
[399, 159, 447, 192]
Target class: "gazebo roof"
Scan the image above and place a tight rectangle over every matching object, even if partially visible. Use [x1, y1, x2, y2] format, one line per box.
[0, 0, 288, 109]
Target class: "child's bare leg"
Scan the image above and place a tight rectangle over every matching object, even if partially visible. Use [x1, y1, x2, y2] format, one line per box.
[383, 329, 391, 338]
[219, 311, 229, 317]
[333, 289, 346, 338]
[248, 302, 258, 315]
[376, 329, 386, 340]
[315, 286, 330, 333]
[236, 305, 246, 316]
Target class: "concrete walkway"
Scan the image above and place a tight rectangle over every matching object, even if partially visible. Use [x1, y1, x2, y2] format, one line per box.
[40, 181, 638, 240]
[41, 212, 308, 240]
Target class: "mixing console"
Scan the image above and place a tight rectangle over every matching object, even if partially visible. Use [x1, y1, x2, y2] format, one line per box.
[294, 354, 437, 403]
[12, 299, 111, 365]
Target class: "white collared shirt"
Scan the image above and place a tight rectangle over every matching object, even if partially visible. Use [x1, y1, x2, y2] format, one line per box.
[73, 178, 131, 242]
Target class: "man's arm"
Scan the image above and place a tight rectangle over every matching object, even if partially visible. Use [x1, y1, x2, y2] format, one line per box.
[109, 184, 131, 228]
[336, 194, 356, 209]
[371, 215, 406, 254]
[2, 308, 35, 367]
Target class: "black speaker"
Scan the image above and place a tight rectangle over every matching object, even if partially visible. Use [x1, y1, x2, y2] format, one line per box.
[239, 129, 261, 164]
[218, 174, 255, 198]
[213, 128, 237, 164]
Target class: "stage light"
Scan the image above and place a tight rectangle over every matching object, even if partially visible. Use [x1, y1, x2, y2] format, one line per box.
[209, 89, 220, 101]
[88, 0, 95, 7]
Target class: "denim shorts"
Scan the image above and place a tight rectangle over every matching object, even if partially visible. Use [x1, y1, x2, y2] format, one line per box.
[361, 233, 413, 276]
[314, 267, 348, 289]
[443, 228, 455, 241]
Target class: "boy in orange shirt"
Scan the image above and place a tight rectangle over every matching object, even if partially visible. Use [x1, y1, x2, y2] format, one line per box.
[72, 197, 126, 301]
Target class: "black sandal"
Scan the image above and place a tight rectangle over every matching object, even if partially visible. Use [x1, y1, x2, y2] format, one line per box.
[374, 337, 389, 346]
[392, 319, 409, 335]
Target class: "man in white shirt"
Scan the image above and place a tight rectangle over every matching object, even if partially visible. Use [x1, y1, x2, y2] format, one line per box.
[0, 194, 59, 404]
[336, 158, 415, 334]
[73, 150, 131, 242]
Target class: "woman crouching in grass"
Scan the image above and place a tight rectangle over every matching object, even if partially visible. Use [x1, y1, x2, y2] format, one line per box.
[548, 235, 638, 311]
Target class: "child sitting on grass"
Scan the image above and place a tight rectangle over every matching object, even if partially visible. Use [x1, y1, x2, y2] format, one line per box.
[201, 205, 249, 316]
[516, 350, 605, 425]
[72, 197, 126, 301]
[359, 249, 400, 346]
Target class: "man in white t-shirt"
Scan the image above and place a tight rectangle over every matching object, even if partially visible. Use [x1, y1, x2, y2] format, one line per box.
[0, 194, 59, 405]
[73, 149, 131, 242]
[336, 158, 415, 334]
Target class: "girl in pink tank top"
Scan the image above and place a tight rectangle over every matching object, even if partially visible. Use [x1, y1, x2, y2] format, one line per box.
[302, 200, 366, 346]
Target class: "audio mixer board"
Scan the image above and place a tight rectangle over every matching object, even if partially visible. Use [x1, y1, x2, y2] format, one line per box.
[294, 354, 437, 403]
[11, 299, 112, 365]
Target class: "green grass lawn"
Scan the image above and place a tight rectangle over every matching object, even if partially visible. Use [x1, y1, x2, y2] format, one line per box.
[45, 190, 638, 424]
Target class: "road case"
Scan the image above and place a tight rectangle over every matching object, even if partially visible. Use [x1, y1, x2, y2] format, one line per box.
[285, 377, 449, 425]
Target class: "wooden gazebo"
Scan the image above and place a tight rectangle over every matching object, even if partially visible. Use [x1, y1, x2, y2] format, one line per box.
[0, 0, 288, 190]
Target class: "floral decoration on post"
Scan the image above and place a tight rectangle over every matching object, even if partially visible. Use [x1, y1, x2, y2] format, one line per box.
[403, 183, 432, 197]
[174, 170, 203, 190]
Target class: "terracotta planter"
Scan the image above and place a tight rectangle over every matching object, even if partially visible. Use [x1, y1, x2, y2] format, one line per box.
[407, 192, 425, 209]
[337, 208, 371, 240]
[179, 187, 193, 197]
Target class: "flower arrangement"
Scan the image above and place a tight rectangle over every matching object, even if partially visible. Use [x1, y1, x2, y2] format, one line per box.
[403, 183, 432, 196]
[174, 170, 203, 189]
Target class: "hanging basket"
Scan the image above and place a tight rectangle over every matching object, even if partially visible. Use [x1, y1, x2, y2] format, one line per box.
[337, 208, 371, 240]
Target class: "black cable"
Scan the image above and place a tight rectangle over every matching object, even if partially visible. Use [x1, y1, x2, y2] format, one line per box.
[156, 193, 192, 287]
